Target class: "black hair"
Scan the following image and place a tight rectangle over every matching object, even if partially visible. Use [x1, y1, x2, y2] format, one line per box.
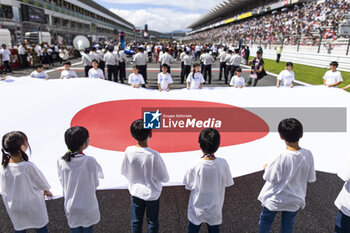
[228, 50, 233, 53]
[185, 50, 189, 55]
[63, 61, 71, 66]
[278, 118, 303, 143]
[191, 63, 200, 79]
[91, 59, 99, 65]
[62, 126, 89, 162]
[130, 119, 151, 142]
[198, 128, 220, 155]
[330, 61, 338, 68]
[257, 51, 262, 55]
[161, 64, 169, 70]
[36, 64, 43, 69]
[108, 46, 114, 52]
[235, 67, 242, 73]
[133, 65, 139, 70]
[84, 48, 90, 53]
[286, 62, 293, 68]
[234, 48, 240, 53]
[2, 131, 29, 168]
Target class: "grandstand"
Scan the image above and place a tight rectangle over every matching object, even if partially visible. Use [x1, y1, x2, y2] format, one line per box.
[186, 0, 350, 55]
[0, 0, 136, 45]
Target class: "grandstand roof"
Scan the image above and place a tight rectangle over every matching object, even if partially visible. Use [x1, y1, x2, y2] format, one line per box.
[188, 0, 277, 29]
[80, 0, 134, 29]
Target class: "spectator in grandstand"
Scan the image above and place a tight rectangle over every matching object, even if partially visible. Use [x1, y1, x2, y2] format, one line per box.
[218, 47, 227, 81]
[182, 51, 193, 84]
[183, 128, 233, 233]
[1, 131, 52, 233]
[159, 48, 174, 73]
[60, 61, 78, 79]
[247, 51, 266, 87]
[187, 63, 205, 90]
[258, 118, 316, 233]
[58, 126, 104, 233]
[128, 65, 145, 88]
[230, 67, 245, 88]
[334, 155, 350, 233]
[104, 46, 119, 82]
[82, 48, 93, 78]
[133, 47, 148, 84]
[157, 64, 173, 92]
[323, 61, 342, 88]
[30, 64, 49, 80]
[276, 46, 283, 63]
[0, 44, 12, 74]
[201, 49, 215, 84]
[121, 119, 169, 233]
[88, 59, 105, 79]
[276, 62, 294, 88]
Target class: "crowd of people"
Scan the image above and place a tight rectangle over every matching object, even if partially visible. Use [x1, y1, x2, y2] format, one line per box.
[1, 117, 349, 233]
[189, 0, 349, 47]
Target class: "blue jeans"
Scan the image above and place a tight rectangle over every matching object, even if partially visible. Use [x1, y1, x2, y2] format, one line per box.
[15, 225, 49, 233]
[131, 196, 160, 233]
[335, 210, 350, 233]
[188, 221, 220, 233]
[69, 226, 93, 233]
[258, 207, 298, 233]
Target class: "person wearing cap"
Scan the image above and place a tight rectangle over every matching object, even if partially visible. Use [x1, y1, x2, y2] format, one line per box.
[224, 50, 233, 84]
[60, 61, 78, 79]
[133, 47, 148, 84]
[247, 51, 266, 87]
[104, 46, 120, 82]
[201, 49, 215, 84]
[159, 48, 174, 73]
[82, 48, 93, 78]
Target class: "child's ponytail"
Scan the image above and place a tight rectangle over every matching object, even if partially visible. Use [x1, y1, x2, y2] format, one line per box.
[1, 149, 10, 168]
[62, 126, 89, 162]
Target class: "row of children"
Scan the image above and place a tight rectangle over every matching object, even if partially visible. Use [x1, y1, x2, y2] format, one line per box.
[1, 118, 349, 233]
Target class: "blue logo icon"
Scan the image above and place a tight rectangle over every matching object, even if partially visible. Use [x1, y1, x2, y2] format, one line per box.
[143, 110, 162, 129]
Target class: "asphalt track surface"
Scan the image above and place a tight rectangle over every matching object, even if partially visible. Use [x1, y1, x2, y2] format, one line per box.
[1, 58, 343, 233]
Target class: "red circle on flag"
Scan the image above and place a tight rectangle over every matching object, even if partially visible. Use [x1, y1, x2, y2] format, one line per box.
[71, 100, 269, 153]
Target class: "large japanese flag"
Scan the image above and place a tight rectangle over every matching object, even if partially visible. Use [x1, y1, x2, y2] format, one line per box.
[0, 77, 349, 197]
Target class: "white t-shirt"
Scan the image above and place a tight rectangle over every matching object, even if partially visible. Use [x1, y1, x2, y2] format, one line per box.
[57, 155, 104, 228]
[186, 72, 205, 89]
[258, 148, 316, 212]
[121, 146, 169, 201]
[157, 72, 173, 90]
[334, 156, 350, 217]
[30, 71, 49, 79]
[0, 161, 50, 231]
[128, 73, 145, 87]
[323, 70, 343, 87]
[88, 68, 105, 79]
[0, 48, 11, 61]
[230, 76, 246, 88]
[277, 70, 295, 87]
[183, 157, 234, 226]
[60, 70, 78, 79]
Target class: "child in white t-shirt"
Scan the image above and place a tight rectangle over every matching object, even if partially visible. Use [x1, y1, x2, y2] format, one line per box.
[186, 63, 205, 89]
[60, 61, 78, 79]
[323, 61, 342, 88]
[258, 118, 316, 233]
[183, 128, 233, 233]
[30, 64, 49, 80]
[88, 59, 105, 79]
[158, 64, 173, 92]
[276, 62, 294, 88]
[121, 119, 169, 233]
[334, 156, 350, 232]
[128, 66, 145, 88]
[57, 126, 104, 232]
[1, 131, 53, 233]
[230, 67, 245, 88]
